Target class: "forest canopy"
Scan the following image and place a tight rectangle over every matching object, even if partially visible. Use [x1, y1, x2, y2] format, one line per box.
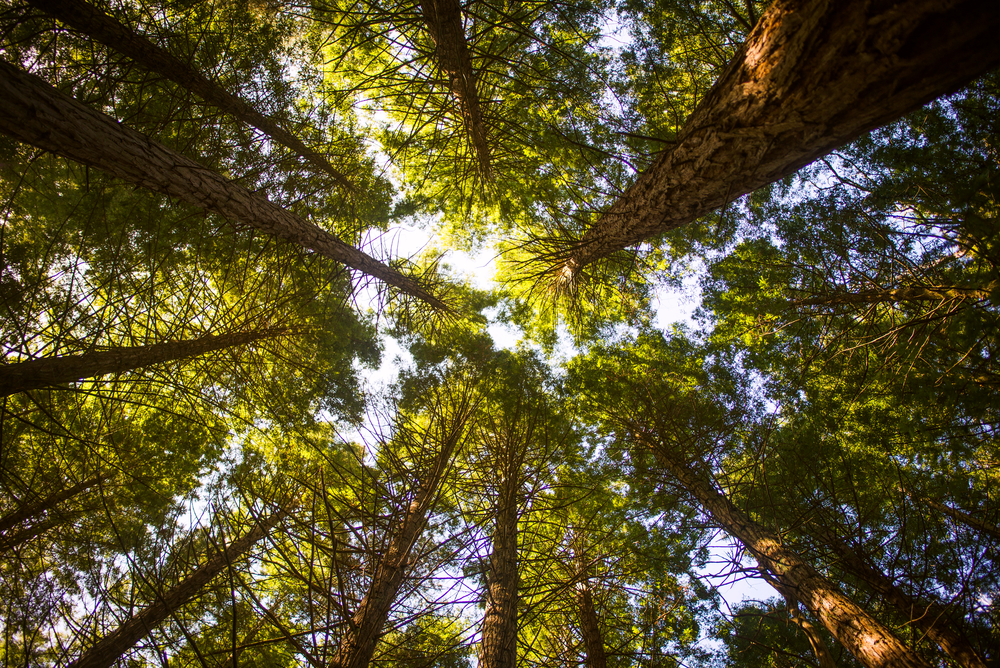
[0, 0, 998, 667]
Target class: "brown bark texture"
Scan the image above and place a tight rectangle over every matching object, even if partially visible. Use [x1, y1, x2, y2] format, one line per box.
[0, 475, 102, 535]
[817, 529, 988, 668]
[0, 60, 447, 310]
[558, 0, 1000, 282]
[330, 395, 473, 668]
[0, 327, 286, 397]
[763, 574, 840, 668]
[26, 0, 355, 190]
[420, 0, 492, 178]
[576, 576, 608, 668]
[67, 511, 283, 668]
[649, 442, 931, 668]
[792, 285, 994, 309]
[478, 470, 520, 668]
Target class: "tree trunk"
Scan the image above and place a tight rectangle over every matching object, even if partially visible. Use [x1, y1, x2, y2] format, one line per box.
[331, 399, 472, 668]
[647, 441, 931, 668]
[761, 572, 839, 668]
[791, 285, 994, 309]
[0, 60, 447, 311]
[419, 0, 492, 179]
[576, 575, 607, 668]
[0, 475, 102, 534]
[0, 327, 287, 397]
[920, 496, 1000, 542]
[817, 527, 988, 668]
[26, 0, 355, 191]
[478, 471, 520, 668]
[556, 0, 1000, 284]
[67, 510, 283, 668]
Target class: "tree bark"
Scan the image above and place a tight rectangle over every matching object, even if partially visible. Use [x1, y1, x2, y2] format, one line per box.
[420, 0, 492, 179]
[330, 398, 472, 668]
[556, 0, 1000, 283]
[760, 572, 840, 668]
[0, 60, 448, 310]
[918, 495, 1000, 542]
[0, 327, 286, 397]
[647, 440, 931, 668]
[67, 511, 283, 668]
[26, 0, 355, 191]
[791, 285, 994, 309]
[815, 528, 988, 668]
[478, 468, 520, 668]
[576, 574, 607, 668]
[0, 475, 102, 534]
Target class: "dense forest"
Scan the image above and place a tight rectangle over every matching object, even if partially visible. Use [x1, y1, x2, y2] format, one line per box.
[1, 0, 999, 666]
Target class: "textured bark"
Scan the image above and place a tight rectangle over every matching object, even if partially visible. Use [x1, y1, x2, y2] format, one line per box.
[576, 576, 607, 668]
[0, 327, 286, 397]
[817, 529, 988, 668]
[420, 0, 492, 178]
[558, 0, 1000, 282]
[26, 0, 354, 190]
[330, 400, 472, 668]
[921, 496, 1000, 542]
[0, 475, 102, 534]
[762, 573, 839, 668]
[0, 61, 447, 310]
[479, 471, 520, 668]
[649, 442, 931, 668]
[792, 285, 995, 308]
[67, 511, 282, 668]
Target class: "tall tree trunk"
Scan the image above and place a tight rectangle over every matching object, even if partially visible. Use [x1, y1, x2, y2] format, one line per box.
[67, 510, 283, 668]
[479, 469, 520, 668]
[25, 0, 355, 191]
[0, 328, 286, 397]
[0, 475, 102, 534]
[760, 571, 840, 668]
[555, 0, 1000, 284]
[646, 440, 931, 668]
[575, 574, 607, 668]
[331, 397, 473, 668]
[815, 526, 988, 668]
[791, 285, 994, 309]
[0, 61, 447, 311]
[911, 493, 1000, 542]
[419, 0, 492, 179]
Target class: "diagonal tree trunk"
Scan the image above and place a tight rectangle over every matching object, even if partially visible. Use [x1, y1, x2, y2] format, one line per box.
[419, 0, 492, 179]
[0, 60, 448, 310]
[555, 0, 1000, 285]
[26, 0, 355, 191]
[0, 475, 103, 534]
[814, 526, 988, 668]
[791, 285, 995, 309]
[646, 440, 931, 668]
[67, 510, 284, 668]
[904, 490, 1000, 542]
[0, 327, 287, 397]
[331, 393, 474, 668]
[761, 571, 840, 668]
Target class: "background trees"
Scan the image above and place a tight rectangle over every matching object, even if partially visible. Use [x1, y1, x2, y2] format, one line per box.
[1, 0, 998, 666]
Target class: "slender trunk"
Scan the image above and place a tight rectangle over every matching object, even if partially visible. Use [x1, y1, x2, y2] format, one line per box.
[0, 61, 447, 311]
[792, 285, 994, 309]
[0, 475, 102, 533]
[26, 0, 354, 191]
[419, 0, 491, 179]
[920, 496, 1000, 542]
[0, 328, 286, 397]
[648, 442, 930, 668]
[67, 511, 283, 668]
[557, 0, 1000, 282]
[761, 572, 839, 668]
[331, 403, 470, 668]
[0, 512, 80, 553]
[479, 472, 519, 668]
[817, 527, 988, 668]
[576, 576, 607, 668]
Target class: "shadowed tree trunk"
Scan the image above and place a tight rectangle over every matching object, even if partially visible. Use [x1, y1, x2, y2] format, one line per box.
[0, 327, 287, 397]
[646, 439, 931, 668]
[554, 0, 1000, 285]
[0, 60, 448, 310]
[575, 569, 607, 668]
[420, 0, 492, 179]
[479, 470, 519, 668]
[791, 285, 995, 309]
[331, 389, 474, 668]
[814, 526, 989, 668]
[761, 571, 839, 668]
[905, 491, 1000, 542]
[67, 510, 284, 668]
[26, 0, 355, 191]
[0, 475, 103, 534]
